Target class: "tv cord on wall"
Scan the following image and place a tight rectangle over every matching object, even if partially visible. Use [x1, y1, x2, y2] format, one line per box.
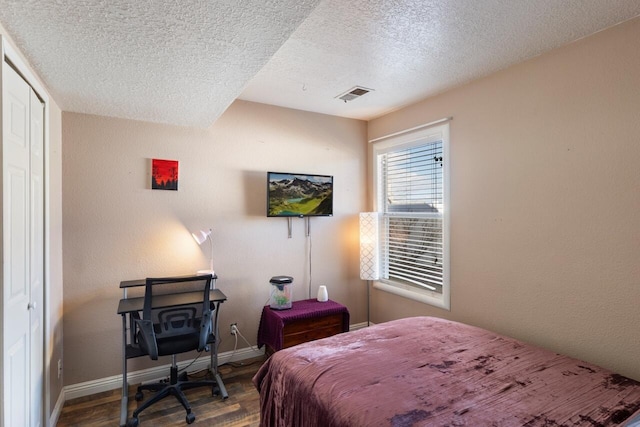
[307, 230, 313, 300]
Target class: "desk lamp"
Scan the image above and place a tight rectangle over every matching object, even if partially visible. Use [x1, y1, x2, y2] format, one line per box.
[192, 228, 214, 275]
[359, 213, 380, 326]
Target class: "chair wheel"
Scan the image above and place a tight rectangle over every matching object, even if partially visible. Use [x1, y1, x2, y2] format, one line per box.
[126, 417, 139, 427]
[186, 412, 196, 424]
[135, 391, 144, 401]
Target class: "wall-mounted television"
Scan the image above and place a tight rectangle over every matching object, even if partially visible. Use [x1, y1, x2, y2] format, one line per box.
[267, 172, 333, 217]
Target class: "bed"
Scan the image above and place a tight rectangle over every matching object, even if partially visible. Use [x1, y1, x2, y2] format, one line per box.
[253, 316, 640, 426]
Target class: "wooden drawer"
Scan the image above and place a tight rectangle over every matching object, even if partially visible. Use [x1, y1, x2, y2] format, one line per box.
[282, 314, 343, 349]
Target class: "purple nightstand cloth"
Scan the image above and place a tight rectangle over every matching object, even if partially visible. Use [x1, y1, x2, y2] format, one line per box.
[257, 299, 350, 351]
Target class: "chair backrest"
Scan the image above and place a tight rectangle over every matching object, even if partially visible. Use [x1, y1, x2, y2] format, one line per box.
[137, 274, 213, 359]
[155, 306, 198, 337]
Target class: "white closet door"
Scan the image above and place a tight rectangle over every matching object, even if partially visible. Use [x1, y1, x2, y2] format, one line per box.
[29, 87, 44, 427]
[2, 60, 43, 427]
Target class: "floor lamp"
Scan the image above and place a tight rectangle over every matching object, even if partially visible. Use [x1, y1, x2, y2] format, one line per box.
[359, 213, 379, 327]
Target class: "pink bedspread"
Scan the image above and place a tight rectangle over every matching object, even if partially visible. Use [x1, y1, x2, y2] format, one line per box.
[253, 317, 640, 426]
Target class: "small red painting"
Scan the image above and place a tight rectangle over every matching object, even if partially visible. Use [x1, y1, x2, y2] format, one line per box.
[152, 159, 178, 190]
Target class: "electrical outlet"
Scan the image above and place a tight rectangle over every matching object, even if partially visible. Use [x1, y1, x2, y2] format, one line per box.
[230, 323, 238, 335]
[57, 359, 62, 379]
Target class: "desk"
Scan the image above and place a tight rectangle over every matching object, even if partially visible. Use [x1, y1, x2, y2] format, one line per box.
[117, 276, 227, 427]
[257, 299, 349, 353]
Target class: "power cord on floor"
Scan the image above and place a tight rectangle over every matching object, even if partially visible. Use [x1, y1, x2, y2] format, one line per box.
[221, 324, 264, 368]
[178, 350, 202, 374]
[151, 324, 263, 383]
[223, 328, 240, 365]
[235, 326, 263, 355]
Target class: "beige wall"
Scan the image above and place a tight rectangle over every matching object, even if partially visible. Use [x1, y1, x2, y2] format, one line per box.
[368, 17, 640, 380]
[0, 24, 65, 420]
[62, 100, 367, 385]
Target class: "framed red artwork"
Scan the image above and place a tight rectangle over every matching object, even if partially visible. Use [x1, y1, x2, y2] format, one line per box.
[151, 159, 178, 190]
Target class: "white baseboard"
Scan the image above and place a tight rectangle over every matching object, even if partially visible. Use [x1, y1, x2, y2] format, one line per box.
[349, 321, 370, 331]
[61, 322, 368, 403]
[48, 388, 65, 427]
[63, 345, 264, 401]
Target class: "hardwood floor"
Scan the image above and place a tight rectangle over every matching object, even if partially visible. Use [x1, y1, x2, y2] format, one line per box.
[56, 357, 265, 427]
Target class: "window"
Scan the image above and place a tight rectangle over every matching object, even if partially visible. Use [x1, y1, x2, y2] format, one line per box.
[372, 122, 450, 310]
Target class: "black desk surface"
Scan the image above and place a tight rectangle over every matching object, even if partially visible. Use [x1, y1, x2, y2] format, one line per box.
[117, 288, 226, 314]
[119, 273, 218, 289]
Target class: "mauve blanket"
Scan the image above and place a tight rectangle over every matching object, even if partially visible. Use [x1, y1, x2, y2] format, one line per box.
[253, 317, 640, 427]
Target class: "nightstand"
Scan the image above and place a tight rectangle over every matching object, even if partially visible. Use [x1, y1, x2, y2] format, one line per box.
[257, 299, 350, 354]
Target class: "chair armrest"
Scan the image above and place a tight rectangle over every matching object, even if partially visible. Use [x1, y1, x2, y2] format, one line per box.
[199, 310, 212, 352]
[134, 318, 159, 360]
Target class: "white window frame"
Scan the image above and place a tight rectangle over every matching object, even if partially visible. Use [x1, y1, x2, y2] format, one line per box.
[371, 122, 450, 310]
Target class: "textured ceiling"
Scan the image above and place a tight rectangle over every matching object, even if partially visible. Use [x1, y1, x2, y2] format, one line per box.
[0, 0, 322, 128]
[240, 0, 640, 120]
[1, 1, 639, 128]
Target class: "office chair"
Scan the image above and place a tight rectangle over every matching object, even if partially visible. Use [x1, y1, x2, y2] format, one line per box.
[127, 274, 219, 427]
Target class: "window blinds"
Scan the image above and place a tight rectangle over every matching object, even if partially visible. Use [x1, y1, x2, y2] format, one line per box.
[381, 141, 444, 292]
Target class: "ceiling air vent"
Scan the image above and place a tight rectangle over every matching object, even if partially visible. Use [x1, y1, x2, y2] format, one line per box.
[336, 86, 373, 103]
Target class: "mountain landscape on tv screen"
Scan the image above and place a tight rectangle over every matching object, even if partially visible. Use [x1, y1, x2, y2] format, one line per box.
[269, 175, 332, 216]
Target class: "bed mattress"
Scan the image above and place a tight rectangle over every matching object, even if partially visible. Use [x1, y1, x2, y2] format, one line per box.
[253, 316, 640, 426]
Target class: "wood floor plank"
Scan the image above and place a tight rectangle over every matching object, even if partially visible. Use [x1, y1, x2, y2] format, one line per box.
[57, 357, 265, 426]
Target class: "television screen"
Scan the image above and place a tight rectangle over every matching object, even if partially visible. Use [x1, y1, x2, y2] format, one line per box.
[267, 172, 333, 217]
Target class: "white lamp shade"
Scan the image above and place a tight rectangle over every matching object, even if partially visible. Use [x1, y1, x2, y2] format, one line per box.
[192, 228, 214, 274]
[192, 229, 211, 245]
[359, 212, 380, 280]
